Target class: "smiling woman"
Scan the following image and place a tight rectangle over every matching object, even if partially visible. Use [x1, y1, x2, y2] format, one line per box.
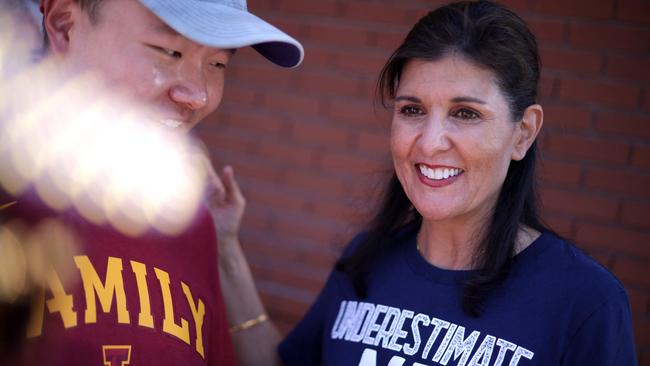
[390, 57, 539, 236]
[273, 1, 638, 365]
[338, 1, 547, 319]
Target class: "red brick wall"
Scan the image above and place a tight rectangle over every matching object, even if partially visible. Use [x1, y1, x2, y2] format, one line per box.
[196, 0, 650, 362]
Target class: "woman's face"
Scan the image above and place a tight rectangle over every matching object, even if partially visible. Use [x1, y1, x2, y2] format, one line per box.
[391, 56, 526, 225]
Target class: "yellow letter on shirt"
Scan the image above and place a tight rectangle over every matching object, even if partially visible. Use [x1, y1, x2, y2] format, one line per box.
[181, 282, 206, 358]
[154, 267, 190, 345]
[27, 266, 80, 337]
[74, 256, 130, 324]
[27, 267, 80, 337]
[130, 260, 154, 328]
[26, 289, 46, 338]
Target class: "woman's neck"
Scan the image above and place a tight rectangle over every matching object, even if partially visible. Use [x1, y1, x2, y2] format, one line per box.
[416, 220, 541, 271]
[417, 219, 482, 270]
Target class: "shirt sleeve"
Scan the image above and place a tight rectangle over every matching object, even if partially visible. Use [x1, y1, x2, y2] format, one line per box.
[560, 290, 637, 366]
[277, 268, 339, 366]
[277, 232, 366, 365]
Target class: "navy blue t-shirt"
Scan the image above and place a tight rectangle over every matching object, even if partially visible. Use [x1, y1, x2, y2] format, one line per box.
[278, 230, 637, 365]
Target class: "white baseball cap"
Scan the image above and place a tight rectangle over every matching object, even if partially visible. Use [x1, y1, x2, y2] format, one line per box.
[138, 0, 304, 68]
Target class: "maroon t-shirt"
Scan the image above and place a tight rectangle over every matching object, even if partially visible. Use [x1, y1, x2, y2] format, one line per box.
[5, 195, 236, 365]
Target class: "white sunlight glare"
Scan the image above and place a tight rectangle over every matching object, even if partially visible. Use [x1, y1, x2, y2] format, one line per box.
[0, 12, 208, 237]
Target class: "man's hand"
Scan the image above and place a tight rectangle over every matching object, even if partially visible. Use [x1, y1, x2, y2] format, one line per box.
[204, 163, 246, 246]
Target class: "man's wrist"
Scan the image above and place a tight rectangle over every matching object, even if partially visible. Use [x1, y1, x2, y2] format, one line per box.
[218, 238, 247, 273]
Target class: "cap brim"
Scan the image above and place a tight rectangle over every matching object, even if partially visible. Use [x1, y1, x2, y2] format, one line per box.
[139, 0, 304, 68]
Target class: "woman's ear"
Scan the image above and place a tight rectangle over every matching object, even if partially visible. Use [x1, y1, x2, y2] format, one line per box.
[512, 104, 543, 161]
[41, 0, 81, 54]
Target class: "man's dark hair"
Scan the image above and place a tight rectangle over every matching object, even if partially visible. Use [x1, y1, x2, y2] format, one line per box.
[77, 0, 104, 21]
[336, 0, 551, 317]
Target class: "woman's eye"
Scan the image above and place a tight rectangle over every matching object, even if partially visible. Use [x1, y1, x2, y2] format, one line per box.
[453, 108, 480, 120]
[399, 105, 424, 117]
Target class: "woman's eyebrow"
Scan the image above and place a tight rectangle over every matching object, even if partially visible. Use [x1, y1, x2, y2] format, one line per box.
[394, 96, 487, 104]
[451, 96, 487, 104]
[394, 96, 422, 103]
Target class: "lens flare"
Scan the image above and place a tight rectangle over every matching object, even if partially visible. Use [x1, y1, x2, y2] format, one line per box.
[0, 218, 79, 303]
[0, 221, 27, 302]
[1, 14, 209, 237]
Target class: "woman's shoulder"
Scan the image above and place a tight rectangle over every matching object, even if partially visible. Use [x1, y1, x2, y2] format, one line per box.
[523, 231, 628, 303]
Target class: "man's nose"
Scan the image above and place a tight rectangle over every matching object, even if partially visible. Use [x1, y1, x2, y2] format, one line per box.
[168, 66, 208, 111]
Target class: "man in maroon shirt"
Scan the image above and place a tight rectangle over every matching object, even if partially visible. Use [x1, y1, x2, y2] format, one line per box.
[0, 0, 302, 364]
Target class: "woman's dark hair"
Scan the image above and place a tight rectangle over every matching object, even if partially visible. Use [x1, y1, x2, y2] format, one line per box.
[336, 0, 551, 317]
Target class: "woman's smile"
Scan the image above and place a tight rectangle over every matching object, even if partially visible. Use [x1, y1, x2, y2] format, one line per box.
[415, 163, 464, 188]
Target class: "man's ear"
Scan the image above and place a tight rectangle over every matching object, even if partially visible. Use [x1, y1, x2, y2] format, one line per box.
[41, 0, 81, 54]
[511, 104, 543, 161]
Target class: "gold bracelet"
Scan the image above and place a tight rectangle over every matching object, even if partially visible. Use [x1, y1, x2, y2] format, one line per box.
[229, 313, 268, 333]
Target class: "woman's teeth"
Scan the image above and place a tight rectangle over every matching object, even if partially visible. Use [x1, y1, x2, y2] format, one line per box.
[418, 164, 463, 180]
